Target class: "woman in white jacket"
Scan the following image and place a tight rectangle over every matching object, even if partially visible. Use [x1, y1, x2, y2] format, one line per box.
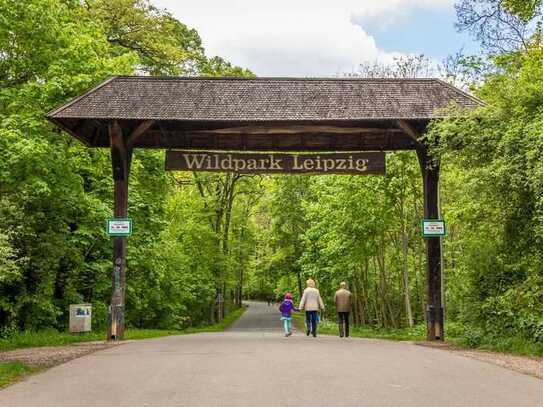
[299, 279, 325, 337]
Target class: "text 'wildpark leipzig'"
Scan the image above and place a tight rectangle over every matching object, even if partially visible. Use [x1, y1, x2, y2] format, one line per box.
[165, 151, 386, 175]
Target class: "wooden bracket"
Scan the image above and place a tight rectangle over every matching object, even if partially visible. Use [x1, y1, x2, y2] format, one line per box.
[127, 120, 154, 149]
[397, 120, 423, 147]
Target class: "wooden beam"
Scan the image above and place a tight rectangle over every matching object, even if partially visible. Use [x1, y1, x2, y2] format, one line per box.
[137, 130, 418, 151]
[189, 125, 404, 135]
[127, 120, 154, 148]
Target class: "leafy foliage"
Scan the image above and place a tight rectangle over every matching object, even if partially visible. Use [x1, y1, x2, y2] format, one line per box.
[428, 44, 543, 345]
[0, 0, 250, 332]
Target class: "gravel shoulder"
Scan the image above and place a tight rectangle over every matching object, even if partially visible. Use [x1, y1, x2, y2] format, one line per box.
[0, 341, 126, 368]
[418, 341, 543, 380]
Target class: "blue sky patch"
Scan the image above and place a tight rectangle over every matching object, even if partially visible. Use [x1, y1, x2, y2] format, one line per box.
[356, 6, 480, 61]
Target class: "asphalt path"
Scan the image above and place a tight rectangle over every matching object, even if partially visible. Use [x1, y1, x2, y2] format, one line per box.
[1, 302, 542, 407]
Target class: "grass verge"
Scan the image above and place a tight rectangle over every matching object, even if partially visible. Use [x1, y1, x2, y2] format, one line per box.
[0, 330, 105, 352]
[292, 314, 426, 341]
[0, 362, 36, 388]
[448, 335, 543, 357]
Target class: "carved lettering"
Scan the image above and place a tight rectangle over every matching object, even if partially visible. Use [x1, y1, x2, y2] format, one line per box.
[292, 155, 303, 170]
[356, 159, 368, 171]
[183, 154, 206, 169]
[303, 159, 314, 170]
[269, 155, 283, 170]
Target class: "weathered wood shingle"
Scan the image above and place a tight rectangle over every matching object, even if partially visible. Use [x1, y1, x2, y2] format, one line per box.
[48, 76, 480, 122]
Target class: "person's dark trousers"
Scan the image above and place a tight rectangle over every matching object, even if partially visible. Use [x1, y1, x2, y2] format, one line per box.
[305, 311, 318, 337]
[337, 312, 350, 337]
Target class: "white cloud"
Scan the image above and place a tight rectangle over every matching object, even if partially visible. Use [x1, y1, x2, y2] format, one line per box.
[350, 0, 453, 27]
[154, 0, 452, 76]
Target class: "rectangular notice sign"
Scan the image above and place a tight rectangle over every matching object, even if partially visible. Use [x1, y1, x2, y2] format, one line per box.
[107, 218, 132, 236]
[422, 219, 446, 237]
[165, 151, 386, 175]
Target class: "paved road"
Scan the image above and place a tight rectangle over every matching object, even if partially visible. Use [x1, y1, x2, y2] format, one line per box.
[228, 301, 284, 332]
[1, 302, 542, 407]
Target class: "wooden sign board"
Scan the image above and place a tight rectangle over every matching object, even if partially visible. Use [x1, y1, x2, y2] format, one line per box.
[165, 151, 385, 175]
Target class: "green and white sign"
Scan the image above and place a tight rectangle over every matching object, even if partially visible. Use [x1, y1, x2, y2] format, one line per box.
[422, 219, 446, 237]
[107, 218, 132, 236]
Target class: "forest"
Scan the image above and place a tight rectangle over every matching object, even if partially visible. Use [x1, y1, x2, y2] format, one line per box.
[0, 0, 542, 354]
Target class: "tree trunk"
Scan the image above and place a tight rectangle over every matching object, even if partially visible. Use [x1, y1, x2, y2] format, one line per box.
[376, 241, 397, 328]
[296, 268, 303, 299]
[400, 213, 414, 327]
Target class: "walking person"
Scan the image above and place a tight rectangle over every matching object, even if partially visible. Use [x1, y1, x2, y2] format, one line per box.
[279, 293, 299, 337]
[299, 279, 325, 337]
[334, 282, 352, 338]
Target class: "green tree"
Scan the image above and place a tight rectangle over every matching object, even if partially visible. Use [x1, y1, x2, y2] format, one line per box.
[0, 0, 252, 331]
[428, 44, 543, 343]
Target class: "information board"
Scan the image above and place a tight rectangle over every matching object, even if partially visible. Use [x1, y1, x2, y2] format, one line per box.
[422, 219, 446, 237]
[107, 218, 132, 237]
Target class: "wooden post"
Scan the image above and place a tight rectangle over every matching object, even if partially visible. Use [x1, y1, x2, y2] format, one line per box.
[417, 147, 444, 341]
[108, 121, 132, 341]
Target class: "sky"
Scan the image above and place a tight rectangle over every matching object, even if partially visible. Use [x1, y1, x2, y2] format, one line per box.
[154, 0, 479, 77]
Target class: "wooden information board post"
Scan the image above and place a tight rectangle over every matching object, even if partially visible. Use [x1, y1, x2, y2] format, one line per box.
[106, 120, 152, 340]
[417, 149, 444, 340]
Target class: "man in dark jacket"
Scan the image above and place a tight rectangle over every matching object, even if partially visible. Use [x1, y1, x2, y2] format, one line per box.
[334, 282, 352, 337]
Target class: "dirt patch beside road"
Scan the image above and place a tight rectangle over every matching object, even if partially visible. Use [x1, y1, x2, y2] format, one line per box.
[417, 342, 543, 380]
[0, 341, 126, 368]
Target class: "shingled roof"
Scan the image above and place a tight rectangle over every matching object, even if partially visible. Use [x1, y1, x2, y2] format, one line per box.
[48, 76, 480, 122]
[46, 76, 481, 151]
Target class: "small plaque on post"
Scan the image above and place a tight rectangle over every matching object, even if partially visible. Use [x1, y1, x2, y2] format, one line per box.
[107, 218, 132, 236]
[422, 219, 446, 237]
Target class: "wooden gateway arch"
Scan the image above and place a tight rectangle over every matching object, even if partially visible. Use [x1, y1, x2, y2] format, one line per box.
[47, 76, 480, 341]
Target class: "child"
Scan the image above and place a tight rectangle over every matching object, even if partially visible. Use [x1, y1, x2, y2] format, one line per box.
[279, 293, 299, 337]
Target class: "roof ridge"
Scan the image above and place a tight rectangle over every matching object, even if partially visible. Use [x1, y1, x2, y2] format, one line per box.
[112, 75, 440, 82]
